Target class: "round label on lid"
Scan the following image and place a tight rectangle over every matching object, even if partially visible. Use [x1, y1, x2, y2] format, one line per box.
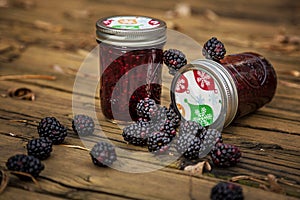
[172, 69, 223, 127]
[102, 16, 161, 30]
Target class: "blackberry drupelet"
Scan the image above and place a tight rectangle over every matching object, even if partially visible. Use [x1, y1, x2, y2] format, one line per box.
[211, 182, 244, 200]
[210, 142, 241, 167]
[27, 137, 53, 160]
[122, 122, 152, 146]
[202, 37, 226, 61]
[37, 117, 67, 144]
[147, 131, 172, 154]
[6, 154, 44, 179]
[199, 129, 223, 158]
[163, 49, 187, 75]
[136, 97, 158, 119]
[175, 120, 207, 160]
[72, 114, 95, 136]
[90, 141, 117, 167]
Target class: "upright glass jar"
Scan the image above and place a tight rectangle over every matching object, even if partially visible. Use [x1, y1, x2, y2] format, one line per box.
[96, 16, 167, 122]
[171, 52, 277, 130]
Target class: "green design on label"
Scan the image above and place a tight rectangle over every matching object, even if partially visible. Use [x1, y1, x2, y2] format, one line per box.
[184, 99, 214, 127]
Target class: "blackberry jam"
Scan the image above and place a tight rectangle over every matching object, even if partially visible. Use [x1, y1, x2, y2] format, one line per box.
[171, 52, 277, 129]
[96, 16, 166, 122]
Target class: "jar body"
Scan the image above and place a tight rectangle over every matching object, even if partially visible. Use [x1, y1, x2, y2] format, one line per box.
[99, 43, 164, 122]
[220, 52, 277, 120]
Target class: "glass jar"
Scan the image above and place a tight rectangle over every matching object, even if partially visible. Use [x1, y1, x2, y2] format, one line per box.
[96, 16, 167, 122]
[171, 52, 277, 130]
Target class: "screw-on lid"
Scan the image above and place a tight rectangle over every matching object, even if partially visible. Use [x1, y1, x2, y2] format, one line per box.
[170, 59, 238, 130]
[96, 15, 167, 47]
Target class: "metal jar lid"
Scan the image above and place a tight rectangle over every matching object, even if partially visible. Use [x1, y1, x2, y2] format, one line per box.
[170, 59, 238, 130]
[96, 15, 167, 47]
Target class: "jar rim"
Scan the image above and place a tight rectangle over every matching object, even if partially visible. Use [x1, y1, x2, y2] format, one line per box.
[96, 15, 167, 47]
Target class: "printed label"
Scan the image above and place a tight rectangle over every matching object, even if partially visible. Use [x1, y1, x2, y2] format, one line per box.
[102, 16, 160, 30]
[174, 70, 222, 127]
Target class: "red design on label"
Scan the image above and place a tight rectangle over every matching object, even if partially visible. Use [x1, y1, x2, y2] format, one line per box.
[193, 70, 215, 91]
[175, 74, 189, 93]
[148, 19, 160, 26]
[103, 19, 113, 26]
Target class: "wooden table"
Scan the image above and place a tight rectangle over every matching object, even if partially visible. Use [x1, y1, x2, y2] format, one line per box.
[0, 0, 299, 199]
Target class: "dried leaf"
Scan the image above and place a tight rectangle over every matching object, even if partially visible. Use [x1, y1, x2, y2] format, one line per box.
[267, 174, 285, 194]
[0, 170, 9, 194]
[8, 87, 35, 101]
[34, 20, 63, 33]
[184, 161, 206, 174]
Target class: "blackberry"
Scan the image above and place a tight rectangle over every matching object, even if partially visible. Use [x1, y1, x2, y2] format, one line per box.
[27, 137, 53, 160]
[199, 129, 222, 158]
[179, 120, 206, 137]
[122, 122, 152, 146]
[151, 106, 177, 138]
[6, 154, 44, 179]
[175, 121, 207, 160]
[210, 143, 241, 167]
[136, 97, 158, 119]
[90, 141, 117, 167]
[202, 37, 226, 61]
[37, 117, 67, 144]
[211, 182, 244, 200]
[166, 106, 181, 128]
[163, 49, 187, 75]
[147, 131, 172, 154]
[72, 114, 95, 136]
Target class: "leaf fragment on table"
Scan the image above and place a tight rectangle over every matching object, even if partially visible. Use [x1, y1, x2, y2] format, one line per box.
[184, 161, 211, 174]
[8, 87, 35, 101]
[267, 174, 285, 194]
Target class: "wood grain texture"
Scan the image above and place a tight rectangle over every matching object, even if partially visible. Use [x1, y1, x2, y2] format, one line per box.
[0, 0, 300, 199]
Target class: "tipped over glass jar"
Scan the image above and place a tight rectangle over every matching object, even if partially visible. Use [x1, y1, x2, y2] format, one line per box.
[171, 52, 277, 130]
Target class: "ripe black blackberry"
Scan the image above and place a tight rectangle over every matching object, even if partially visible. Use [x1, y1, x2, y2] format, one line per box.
[90, 141, 117, 167]
[150, 106, 177, 138]
[202, 37, 226, 61]
[210, 142, 241, 167]
[167, 106, 181, 128]
[27, 137, 53, 160]
[72, 114, 95, 136]
[175, 120, 207, 160]
[122, 122, 152, 146]
[136, 97, 158, 119]
[6, 154, 44, 179]
[147, 131, 172, 154]
[211, 182, 244, 200]
[163, 49, 187, 75]
[199, 129, 222, 158]
[37, 117, 67, 144]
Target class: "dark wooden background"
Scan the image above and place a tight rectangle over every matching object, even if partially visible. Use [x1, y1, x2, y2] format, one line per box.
[0, 0, 299, 199]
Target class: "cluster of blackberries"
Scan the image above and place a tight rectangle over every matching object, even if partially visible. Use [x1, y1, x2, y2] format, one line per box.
[123, 98, 180, 154]
[6, 114, 100, 179]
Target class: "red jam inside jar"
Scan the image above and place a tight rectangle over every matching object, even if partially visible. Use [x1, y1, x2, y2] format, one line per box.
[220, 52, 277, 119]
[96, 16, 167, 122]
